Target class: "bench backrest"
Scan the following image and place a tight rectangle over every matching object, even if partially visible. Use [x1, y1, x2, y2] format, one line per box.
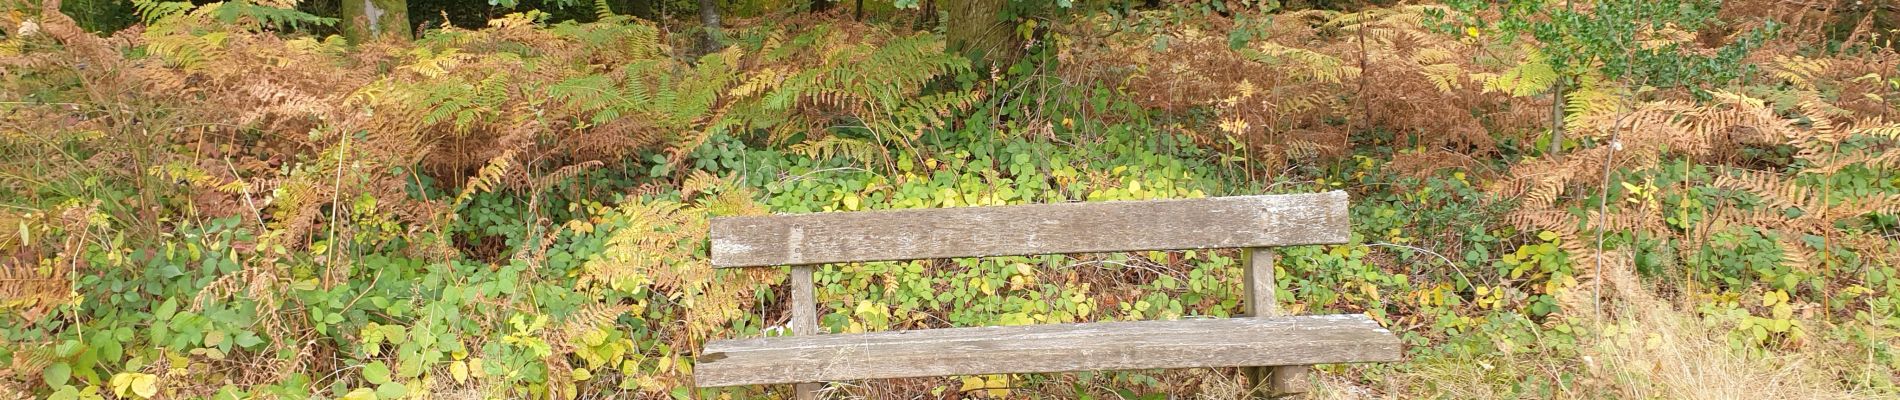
[706, 191, 1352, 398]
[710, 191, 1349, 268]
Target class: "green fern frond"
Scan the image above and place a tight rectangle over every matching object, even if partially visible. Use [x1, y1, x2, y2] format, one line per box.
[133, 0, 195, 24]
[1421, 63, 1469, 92]
[211, 1, 337, 29]
[1244, 43, 1357, 84]
[419, 81, 477, 130]
[453, 149, 516, 208]
[593, 0, 615, 19]
[1768, 55, 1829, 90]
[789, 136, 885, 165]
[1853, 123, 1900, 141]
[1563, 74, 1621, 128]
[1482, 50, 1558, 97]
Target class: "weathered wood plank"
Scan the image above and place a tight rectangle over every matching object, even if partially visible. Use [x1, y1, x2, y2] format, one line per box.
[1241, 248, 1307, 397]
[1241, 248, 1279, 318]
[711, 192, 1350, 268]
[694, 314, 1400, 387]
[788, 265, 820, 400]
[789, 266, 819, 336]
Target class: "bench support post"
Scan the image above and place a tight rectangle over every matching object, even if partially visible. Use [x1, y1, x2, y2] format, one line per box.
[1242, 247, 1307, 398]
[790, 265, 821, 400]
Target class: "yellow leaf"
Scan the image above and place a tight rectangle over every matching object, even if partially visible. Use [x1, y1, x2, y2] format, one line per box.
[450, 361, 469, 383]
[842, 193, 861, 211]
[984, 374, 1011, 397]
[131, 374, 158, 398]
[341, 388, 377, 400]
[1465, 26, 1481, 38]
[959, 376, 986, 393]
[468, 358, 487, 379]
[111, 373, 135, 397]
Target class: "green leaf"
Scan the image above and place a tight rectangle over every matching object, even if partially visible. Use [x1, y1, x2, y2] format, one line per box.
[363, 361, 393, 385]
[234, 331, 265, 349]
[43, 362, 72, 387]
[155, 298, 179, 321]
[376, 381, 408, 399]
[204, 329, 226, 348]
[53, 339, 83, 358]
[92, 334, 122, 364]
[47, 386, 80, 400]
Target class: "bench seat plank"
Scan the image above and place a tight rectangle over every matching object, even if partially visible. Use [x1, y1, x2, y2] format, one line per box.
[710, 191, 1349, 268]
[695, 314, 1400, 387]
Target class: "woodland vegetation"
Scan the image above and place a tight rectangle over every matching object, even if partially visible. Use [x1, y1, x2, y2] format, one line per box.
[2, 0, 1898, 398]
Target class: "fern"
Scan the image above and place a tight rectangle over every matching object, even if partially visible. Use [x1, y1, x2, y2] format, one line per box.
[716, 27, 971, 165]
[1481, 50, 1558, 97]
[552, 302, 634, 352]
[1243, 42, 1357, 84]
[453, 149, 516, 209]
[1421, 63, 1470, 92]
[133, 0, 194, 24]
[1768, 55, 1829, 90]
[1849, 122, 1900, 142]
[1562, 74, 1622, 129]
[142, 28, 229, 71]
[789, 136, 886, 165]
[419, 81, 478, 129]
[592, 0, 615, 19]
[0, 261, 67, 320]
[138, 0, 333, 31]
[1, 344, 54, 381]
[211, 0, 336, 29]
[527, 161, 602, 193]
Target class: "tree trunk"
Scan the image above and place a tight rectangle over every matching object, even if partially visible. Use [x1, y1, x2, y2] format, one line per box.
[340, 0, 410, 43]
[913, 0, 936, 31]
[943, 0, 1020, 67]
[1548, 77, 1565, 157]
[698, 0, 723, 54]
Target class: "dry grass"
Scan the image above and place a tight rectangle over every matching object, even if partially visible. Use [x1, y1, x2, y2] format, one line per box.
[1580, 307, 1851, 400]
[1577, 254, 1855, 400]
[1303, 253, 1867, 400]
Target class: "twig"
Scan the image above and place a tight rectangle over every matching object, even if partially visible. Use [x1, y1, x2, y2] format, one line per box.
[1593, 117, 1622, 325]
[326, 129, 350, 268]
[1367, 242, 1480, 289]
[223, 157, 267, 228]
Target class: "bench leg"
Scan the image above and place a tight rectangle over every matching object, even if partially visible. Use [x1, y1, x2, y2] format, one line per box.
[793, 382, 821, 400]
[1241, 248, 1308, 398]
[1245, 366, 1308, 398]
[790, 265, 823, 400]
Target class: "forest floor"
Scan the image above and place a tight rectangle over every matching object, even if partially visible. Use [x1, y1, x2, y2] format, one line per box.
[2, 0, 1898, 399]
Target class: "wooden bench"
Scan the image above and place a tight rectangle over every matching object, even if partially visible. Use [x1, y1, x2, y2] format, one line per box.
[695, 191, 1401, 398]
